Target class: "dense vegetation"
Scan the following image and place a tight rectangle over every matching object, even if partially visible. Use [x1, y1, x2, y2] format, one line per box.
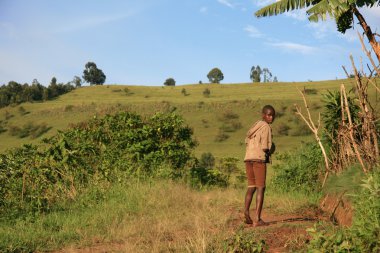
[0, 79, 75, 108]
[0, 111, 196, 217]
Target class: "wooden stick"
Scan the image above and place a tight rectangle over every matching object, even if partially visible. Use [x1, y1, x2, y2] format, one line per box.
[295, 88, 331, 174]
[341, 84, 367, 173]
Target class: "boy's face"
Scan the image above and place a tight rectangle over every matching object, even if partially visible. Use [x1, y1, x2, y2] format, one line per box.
[262, 109, 275, 124]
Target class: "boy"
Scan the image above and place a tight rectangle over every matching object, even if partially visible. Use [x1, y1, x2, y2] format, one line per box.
[243, 105, 275, 227]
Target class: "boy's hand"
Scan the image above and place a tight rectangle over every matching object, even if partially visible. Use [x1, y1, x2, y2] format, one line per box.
[263, 149, 270, 163]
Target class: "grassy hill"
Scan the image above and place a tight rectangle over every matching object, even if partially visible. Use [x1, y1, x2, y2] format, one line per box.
[0, 79, 357, 160]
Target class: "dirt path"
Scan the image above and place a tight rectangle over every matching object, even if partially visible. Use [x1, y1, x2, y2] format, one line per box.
[226, 206, 328, 253]
[53, 206, 328, 253]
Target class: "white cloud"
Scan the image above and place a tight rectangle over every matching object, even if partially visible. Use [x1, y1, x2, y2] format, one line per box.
[269, 42, 317, 54]
[200, 6, 208, 13]
[307, 21, 335, 39]
[255, 0, 276, 7]
[217, 0, 234, 8]
[284, 9, 308, 21]
[244, 25, 264, 38]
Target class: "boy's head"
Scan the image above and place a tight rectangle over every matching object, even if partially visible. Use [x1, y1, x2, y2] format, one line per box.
[262, 105, 275, 124]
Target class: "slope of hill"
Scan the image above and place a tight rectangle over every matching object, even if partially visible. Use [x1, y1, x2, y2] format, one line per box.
[0, 79, 355, 159]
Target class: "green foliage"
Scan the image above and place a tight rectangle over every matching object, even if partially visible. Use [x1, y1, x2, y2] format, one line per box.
[0, 80, 75, 108]
[250, 65, 262, 82]
[254, 0, 378, 35]
[207, 68, 224, 84]
[189, 165, 229, 188]
[8, 122, 50, 139]
[188, 153, 233, 188]
[271, 142, 323, 193]
[215, 130, 230, 142]
[303, 88, 318, 95]
[276, 122, 291, 135]
[82, 62, 106, 85]
[290, 121, 312, 136]
[218, 157, 239, 178]
[203, 88, 211, 97]
[223, 228, 266, 253]
[0, 111, 196, 216]
[308, 170, 380, 252]
[322, 90, 359, 140]
[164, 78, 176, 86]
[199, 152, 215, 169]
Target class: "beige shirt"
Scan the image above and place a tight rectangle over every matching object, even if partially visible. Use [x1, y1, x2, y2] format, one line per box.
[244, 120, 272, 161]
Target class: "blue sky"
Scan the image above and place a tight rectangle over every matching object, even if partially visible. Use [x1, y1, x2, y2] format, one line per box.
[0, 0, 379, 86]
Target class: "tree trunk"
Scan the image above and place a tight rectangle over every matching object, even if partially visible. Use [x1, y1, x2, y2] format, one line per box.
[352, 7, 380, 63]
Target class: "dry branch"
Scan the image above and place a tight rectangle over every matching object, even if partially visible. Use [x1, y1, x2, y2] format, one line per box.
[294, 88, 331, 186]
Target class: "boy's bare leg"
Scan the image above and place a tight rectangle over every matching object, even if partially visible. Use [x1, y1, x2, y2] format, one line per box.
[244, 187, 256, 224]
[254, 187, 267, 226]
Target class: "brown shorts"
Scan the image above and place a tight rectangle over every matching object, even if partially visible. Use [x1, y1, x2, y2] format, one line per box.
[245, 161, 267, 188]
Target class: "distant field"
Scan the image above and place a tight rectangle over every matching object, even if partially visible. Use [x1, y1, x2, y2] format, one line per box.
[0, 79, 363, 161]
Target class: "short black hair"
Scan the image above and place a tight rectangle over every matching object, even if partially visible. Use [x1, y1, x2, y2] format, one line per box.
[262, 105, 275, 114]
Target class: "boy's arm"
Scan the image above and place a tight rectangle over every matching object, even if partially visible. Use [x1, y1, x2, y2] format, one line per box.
[261, 125, 272, 163]
[261, 125, 272, 151]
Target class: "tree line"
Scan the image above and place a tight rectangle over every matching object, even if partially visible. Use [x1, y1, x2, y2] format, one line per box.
[164, 65, 278, 86]
[0, 62, 106, 108]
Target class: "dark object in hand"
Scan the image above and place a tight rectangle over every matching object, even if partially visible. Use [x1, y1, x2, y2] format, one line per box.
[264, 150, 270, 163]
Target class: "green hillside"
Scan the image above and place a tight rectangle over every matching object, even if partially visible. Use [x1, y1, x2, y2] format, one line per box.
[0, 79, 357, 159]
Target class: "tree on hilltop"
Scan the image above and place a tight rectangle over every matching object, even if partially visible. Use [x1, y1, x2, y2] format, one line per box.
[255, 0, 380, 62]
[72, 76, 82, 87]
[250, 65, 262, 82]
[83, 62, 106, 85]
[164, 78, 176, 86]
[207, 68, 224, 84]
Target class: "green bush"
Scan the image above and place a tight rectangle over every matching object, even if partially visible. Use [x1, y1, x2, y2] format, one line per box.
[8, 122, 50, 139]
[271, 143, 323, 193]
[276, 122, 291, 136]
[0, 112, 197, 216]
[199, 152, 215, 169]
[215, 130, 229, 142]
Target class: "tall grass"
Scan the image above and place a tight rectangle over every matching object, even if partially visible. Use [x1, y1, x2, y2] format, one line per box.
[0, 178, 319, 252]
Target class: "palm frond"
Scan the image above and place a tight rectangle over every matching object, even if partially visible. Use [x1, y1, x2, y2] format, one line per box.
[255, 0, 315, 17]
[307, 0, 350, 21]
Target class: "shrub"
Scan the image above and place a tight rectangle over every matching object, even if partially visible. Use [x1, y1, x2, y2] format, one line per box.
[18, 106, 29, 115]
[215, 130, 229, 142]
[8, 122, 50, 139]
[203, 88, 211, 97]
[199, 152, 215, 169]
[64, 105, 74, 112]
[220, 122, 240, 132]
[221, 110, 239, 121]
[189, 165, 228, 189]
[303, 88, 318, 95]
[276, 122, 291, 135]
[222, 228, 265, 253]
[0, 112, 197, 216]
[290, 122, 312, 136]
[271, 143, 323, 193]
[218, 157, 239, 178]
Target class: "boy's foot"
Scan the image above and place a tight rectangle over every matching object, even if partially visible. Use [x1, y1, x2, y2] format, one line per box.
[244, 211, 253, 224]
[253, 219, 268, 227]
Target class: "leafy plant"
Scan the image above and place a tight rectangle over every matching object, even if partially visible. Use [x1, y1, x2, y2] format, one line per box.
[271, 143, 323, 193]
[308, 170, 380, 252]
[223, 228, 266, 253]
[0, 111, 197, 216]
